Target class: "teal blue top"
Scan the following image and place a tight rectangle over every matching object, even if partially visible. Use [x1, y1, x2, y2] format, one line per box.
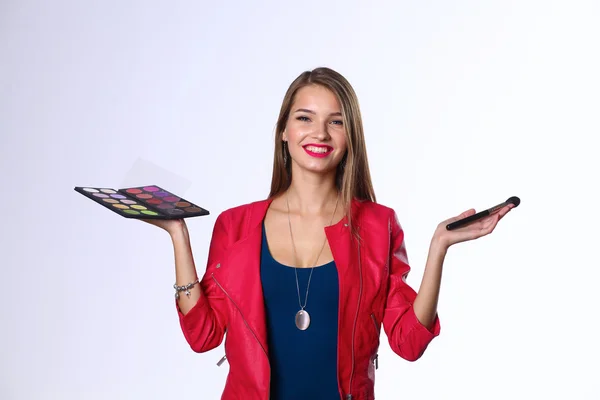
[260, 222, 340, 399]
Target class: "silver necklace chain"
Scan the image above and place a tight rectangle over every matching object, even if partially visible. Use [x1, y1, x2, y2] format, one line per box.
[286, 193, 340, 312]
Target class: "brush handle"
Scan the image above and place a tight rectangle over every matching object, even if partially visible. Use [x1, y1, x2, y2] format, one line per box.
[446, 209, 491, 230]
[446, 197, 519, 230]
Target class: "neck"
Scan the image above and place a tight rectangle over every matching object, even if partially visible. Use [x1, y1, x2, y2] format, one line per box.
[285, 169, 338, 216]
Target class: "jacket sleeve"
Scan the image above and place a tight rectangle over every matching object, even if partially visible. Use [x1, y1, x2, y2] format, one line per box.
[382, 211, 441, 361]
[176, 212, 230, 353]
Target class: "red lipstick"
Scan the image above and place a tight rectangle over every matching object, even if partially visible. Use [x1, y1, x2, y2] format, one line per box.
[302, 144, 333, 158]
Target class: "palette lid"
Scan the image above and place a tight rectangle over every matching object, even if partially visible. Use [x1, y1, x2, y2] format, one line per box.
[119, 158, 192, 197]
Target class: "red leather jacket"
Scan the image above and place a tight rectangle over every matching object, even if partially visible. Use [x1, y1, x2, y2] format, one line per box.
[177, 198, 441, 400]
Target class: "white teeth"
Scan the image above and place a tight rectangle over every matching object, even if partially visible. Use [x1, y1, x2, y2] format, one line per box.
[306, 146, 330, 153]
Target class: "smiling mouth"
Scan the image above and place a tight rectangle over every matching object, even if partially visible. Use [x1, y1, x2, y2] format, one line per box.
[302, 145, 333, 158]
[305, 145, 331, 153]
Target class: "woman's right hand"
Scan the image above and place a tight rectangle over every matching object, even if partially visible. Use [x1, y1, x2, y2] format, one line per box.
[140, 218, 188, 240]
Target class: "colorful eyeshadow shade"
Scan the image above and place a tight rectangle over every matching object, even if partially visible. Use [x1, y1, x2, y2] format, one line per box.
[75, 185, 209, 220]
[124, 210, 140, 215]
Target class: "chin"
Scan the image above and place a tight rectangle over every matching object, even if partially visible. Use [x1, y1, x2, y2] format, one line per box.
[295, 161, 339, 176]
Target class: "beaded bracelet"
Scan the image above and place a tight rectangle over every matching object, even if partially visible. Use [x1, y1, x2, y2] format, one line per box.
[174, 278, 199, 300]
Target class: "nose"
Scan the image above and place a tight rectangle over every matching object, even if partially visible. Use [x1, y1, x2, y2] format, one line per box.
[312, 120, 331, 141]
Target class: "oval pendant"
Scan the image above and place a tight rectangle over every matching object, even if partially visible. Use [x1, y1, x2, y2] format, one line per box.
[295, 309, 311, 330]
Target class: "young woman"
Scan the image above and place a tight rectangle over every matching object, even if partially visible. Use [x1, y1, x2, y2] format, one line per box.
[144, 67, 513, 400]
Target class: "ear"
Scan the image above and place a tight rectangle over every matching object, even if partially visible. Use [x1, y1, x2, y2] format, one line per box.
[282, 130, 288, 141]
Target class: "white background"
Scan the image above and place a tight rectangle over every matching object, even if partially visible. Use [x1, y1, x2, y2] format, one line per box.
[2, 1, 599, 399]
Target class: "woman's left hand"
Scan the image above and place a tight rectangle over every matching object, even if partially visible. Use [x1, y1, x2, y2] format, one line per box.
[433, 204, 515, 249]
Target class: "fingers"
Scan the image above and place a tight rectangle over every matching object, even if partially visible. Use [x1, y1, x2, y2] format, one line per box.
[482, 213, 501, 234]
[461, 208, 476, 218]
[450, 203, 513, 225]
[444, 208, 476, 225]
[497, 205, 513, 221]
[467, 214, 499, 239]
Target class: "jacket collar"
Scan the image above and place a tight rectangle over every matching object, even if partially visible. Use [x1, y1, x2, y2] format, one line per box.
[245, 196, 362, 235]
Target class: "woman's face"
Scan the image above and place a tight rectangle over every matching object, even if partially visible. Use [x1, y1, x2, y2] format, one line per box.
[283, 85, 348, 176]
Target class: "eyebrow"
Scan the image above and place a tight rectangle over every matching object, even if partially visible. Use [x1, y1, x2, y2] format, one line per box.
[294, 108, 342, 117]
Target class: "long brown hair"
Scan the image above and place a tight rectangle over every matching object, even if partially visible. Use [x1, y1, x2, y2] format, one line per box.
[268, 67, 376, 225]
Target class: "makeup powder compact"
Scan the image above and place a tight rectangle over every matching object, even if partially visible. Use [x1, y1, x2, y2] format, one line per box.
[74, 185, 209, 219]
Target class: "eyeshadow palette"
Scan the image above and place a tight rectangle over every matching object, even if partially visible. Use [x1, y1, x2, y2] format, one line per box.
[74, 185, 209, 219]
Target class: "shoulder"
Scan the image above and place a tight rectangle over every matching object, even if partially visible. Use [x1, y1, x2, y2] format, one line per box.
[216, 198, 272, 226]
[354, 199, 397, 222]
[354, 199, 405, 237]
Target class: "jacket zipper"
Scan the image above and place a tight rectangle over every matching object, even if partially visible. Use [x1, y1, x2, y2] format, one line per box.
[370, 313, 379, 370]
[212, 274, 270, 400]
[346, 238, 363, 400]
[217, 354, 227, 366]
[370, 313, 378, 332]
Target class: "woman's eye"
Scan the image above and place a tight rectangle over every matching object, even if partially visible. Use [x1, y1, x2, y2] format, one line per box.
[297, 116, 310, 122]
[331, 120, 343, 125]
